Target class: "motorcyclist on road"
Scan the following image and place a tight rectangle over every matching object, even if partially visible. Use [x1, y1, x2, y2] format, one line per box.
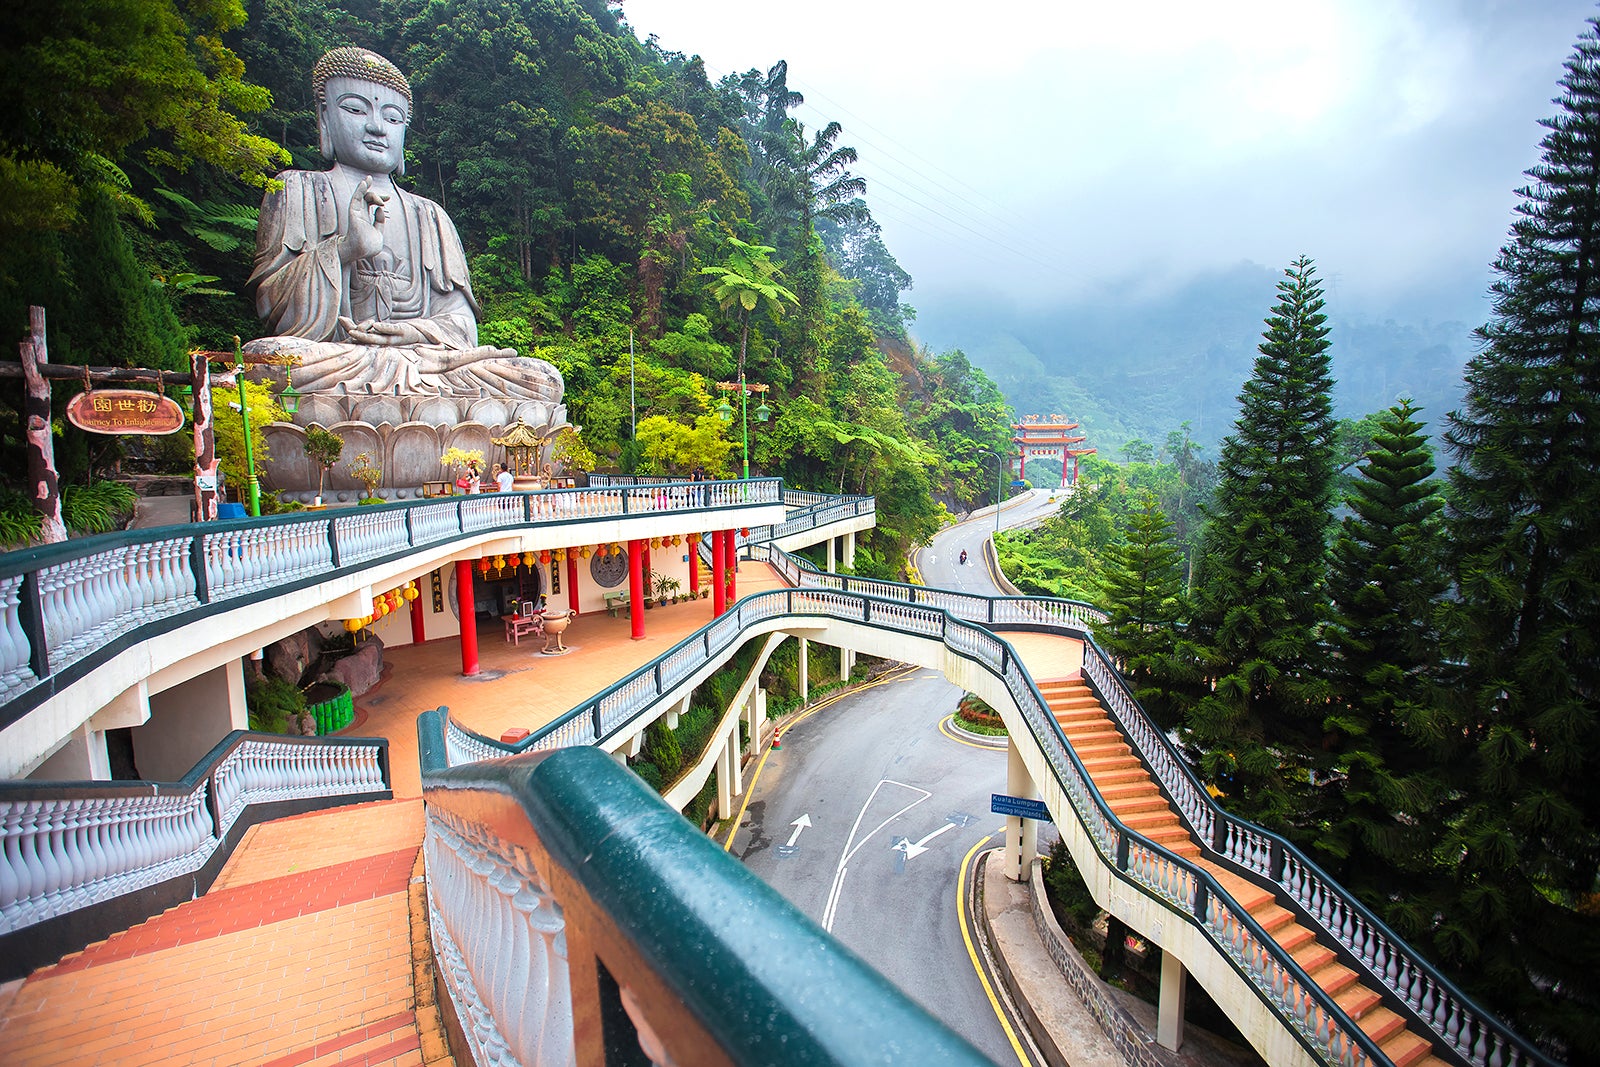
[959, 549, 968, 565]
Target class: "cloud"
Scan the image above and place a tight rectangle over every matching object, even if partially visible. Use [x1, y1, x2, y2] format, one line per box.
[622, 0, 1596, 322]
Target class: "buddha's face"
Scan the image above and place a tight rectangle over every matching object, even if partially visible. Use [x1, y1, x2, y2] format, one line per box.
[321, 76, 408, 175]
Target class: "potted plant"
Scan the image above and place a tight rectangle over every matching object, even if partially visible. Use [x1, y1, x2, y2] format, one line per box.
[303, 426, 343, 507]
[653, 572, 681, 607]
[347, 452, 384, 504]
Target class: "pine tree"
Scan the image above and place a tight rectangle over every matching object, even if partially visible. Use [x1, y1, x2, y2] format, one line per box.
[1181, 256, 1337, 828]
[1434, 20, 1600, 1059]
[1093, 490, 1186, 729]
[1317, 399, 1447, 914]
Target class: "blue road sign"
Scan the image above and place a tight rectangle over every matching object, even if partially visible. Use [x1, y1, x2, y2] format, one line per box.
[991, 793, 1052, 822]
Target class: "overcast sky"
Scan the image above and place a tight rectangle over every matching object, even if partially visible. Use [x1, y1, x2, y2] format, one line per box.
[620, 1, 1598, 330]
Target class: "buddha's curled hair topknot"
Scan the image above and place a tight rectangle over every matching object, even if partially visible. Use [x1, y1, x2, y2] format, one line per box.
[312, 47, 411, 110]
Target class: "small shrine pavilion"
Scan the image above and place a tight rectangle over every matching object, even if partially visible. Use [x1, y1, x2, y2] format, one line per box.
[1011, 415, 1096, 487]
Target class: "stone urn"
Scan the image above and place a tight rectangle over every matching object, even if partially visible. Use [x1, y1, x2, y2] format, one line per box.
[541, 609, 576, 654]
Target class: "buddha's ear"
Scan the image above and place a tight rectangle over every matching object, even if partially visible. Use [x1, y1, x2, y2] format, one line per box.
[318, 104, 334, 161]
[395, 151, 405, 178]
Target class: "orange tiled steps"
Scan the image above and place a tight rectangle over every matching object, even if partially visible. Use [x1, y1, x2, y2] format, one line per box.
[0, 799, 430, 1067]
[1034, 678, 1447, 1067]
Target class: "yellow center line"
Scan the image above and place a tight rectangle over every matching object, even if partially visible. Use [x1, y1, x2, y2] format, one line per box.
[957, 831, 1032, 1067]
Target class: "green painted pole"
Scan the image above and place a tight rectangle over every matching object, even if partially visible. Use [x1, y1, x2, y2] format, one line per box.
[235, 336, 260, 517]
[740, 373, 751, 480]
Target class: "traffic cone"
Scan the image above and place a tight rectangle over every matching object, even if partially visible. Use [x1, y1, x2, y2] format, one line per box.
[772, 731, 782, 750]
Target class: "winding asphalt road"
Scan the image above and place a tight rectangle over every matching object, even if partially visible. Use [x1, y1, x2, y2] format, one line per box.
[725, 490, 1070, 1065]
[727, 669, 1022, 1064]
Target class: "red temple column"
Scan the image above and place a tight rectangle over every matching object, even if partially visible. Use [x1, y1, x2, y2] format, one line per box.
[410, 585, 426, 645]
[725, 529, 738, 603]
[566, 550, 580, 614]
[688, 535, 700, 603]
[712, 529, 726, 617]
[456, 559, 479, 676]
[1018, 449, 1027, 481]
[628, 539, 646, 640]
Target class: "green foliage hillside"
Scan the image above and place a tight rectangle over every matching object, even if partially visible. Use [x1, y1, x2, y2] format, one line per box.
[0, 0, 1013, 569]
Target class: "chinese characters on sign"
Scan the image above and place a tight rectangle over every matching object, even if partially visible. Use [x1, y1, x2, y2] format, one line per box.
[65, 390, 186, 436]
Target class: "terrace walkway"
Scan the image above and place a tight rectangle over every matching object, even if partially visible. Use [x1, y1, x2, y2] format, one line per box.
[0, 565, 794, 1066]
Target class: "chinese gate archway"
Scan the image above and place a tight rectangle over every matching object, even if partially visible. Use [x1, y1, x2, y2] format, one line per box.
[1012, 415, 1096, 487]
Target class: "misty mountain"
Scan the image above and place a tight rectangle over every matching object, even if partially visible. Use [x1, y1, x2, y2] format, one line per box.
[912, 261, 1481, 458]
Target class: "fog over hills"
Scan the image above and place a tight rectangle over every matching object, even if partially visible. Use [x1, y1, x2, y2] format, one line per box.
[911, 261, 1483, 457]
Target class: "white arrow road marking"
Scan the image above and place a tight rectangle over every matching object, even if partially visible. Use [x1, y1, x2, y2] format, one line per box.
[892, 820, 959, 861]
[786, 813, 812, 848]
[821, 779, 930, 931]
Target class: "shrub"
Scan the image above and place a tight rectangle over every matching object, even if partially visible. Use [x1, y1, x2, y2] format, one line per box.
[63, 480, 138, 534]
[954, 693, 1008, 735]
[1043, 836, 1102, 935]
[245, 672, 304, 734]
[641, 720, 683, 781]
[0, 488, 42, 546]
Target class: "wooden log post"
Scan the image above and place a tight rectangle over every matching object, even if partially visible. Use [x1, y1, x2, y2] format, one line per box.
[19, 307, 66, 544]
[191, 349, 218, 521]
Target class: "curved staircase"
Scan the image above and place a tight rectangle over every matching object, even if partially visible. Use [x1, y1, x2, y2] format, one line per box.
[1036, 677, 1445, 1067]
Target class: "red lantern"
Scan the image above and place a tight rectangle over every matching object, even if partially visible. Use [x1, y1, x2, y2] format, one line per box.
[539, 550, 551, 565]
[596, 543, 607, 557]
[477, 558, 491, 575]
[740, 528, 749, 537]
[688, 533, 699, 545]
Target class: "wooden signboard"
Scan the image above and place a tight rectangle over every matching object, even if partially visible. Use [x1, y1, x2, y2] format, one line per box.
[67, 389, 186, 436]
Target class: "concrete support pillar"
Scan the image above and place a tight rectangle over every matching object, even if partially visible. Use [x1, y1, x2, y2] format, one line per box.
[798, 637, 809, 706]
[825, 536, 836, 573]
[410, 587, 427, 644]
[727, 730, 744, 795]
[29, 722, 111, 780]
[840, 646, 853, 682]
[745, 687, 765, 751]
[1158, 951, 1188, 1050]
[716, 731, 735, 819]
[567, 551, 580, 614]
[666, 693, 690, 730]
[628, 539, 646, 640]
[135, 659, 246, 781]
[712, 529, 726, 617]
[843, 530, 856, 571]
[626, 731, 644, 758]
[456, 560, 479, 676]
[1004, 738, 1040, 881]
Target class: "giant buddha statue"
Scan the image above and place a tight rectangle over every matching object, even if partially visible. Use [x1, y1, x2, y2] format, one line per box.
[245, 47, 566, 498]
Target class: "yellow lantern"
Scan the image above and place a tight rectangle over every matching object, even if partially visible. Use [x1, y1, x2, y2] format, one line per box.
[344, 619, 359, 633]
[403, 585, 419, 602]
[688, 533, 699, 545]
[672, 535, 682, 546]
[554, 549, 565, 562]
[523, 552, 535, 568]
[493, 555, 506, 571]
[581, 546, 591, 558]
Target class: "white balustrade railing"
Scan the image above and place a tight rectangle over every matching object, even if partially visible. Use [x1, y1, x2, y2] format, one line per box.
[0, 481, 784, 728]
[435, 563, 1547, 1067]
[0, 734, 388, 936]
[424, 804, 573, 1067]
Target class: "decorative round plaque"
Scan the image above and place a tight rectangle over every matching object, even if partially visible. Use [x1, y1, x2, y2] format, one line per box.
[590, 549, 629, 589]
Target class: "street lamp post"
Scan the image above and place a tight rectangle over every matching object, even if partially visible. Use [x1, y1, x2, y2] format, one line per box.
[976, 447, 1004, 544]
[227, 336, 300, 518]
[716, 377, 770, 479]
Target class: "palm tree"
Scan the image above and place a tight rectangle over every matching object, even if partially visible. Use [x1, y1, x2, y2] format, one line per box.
[699, 237, 798, 376]
[700, 238, 798, 477]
